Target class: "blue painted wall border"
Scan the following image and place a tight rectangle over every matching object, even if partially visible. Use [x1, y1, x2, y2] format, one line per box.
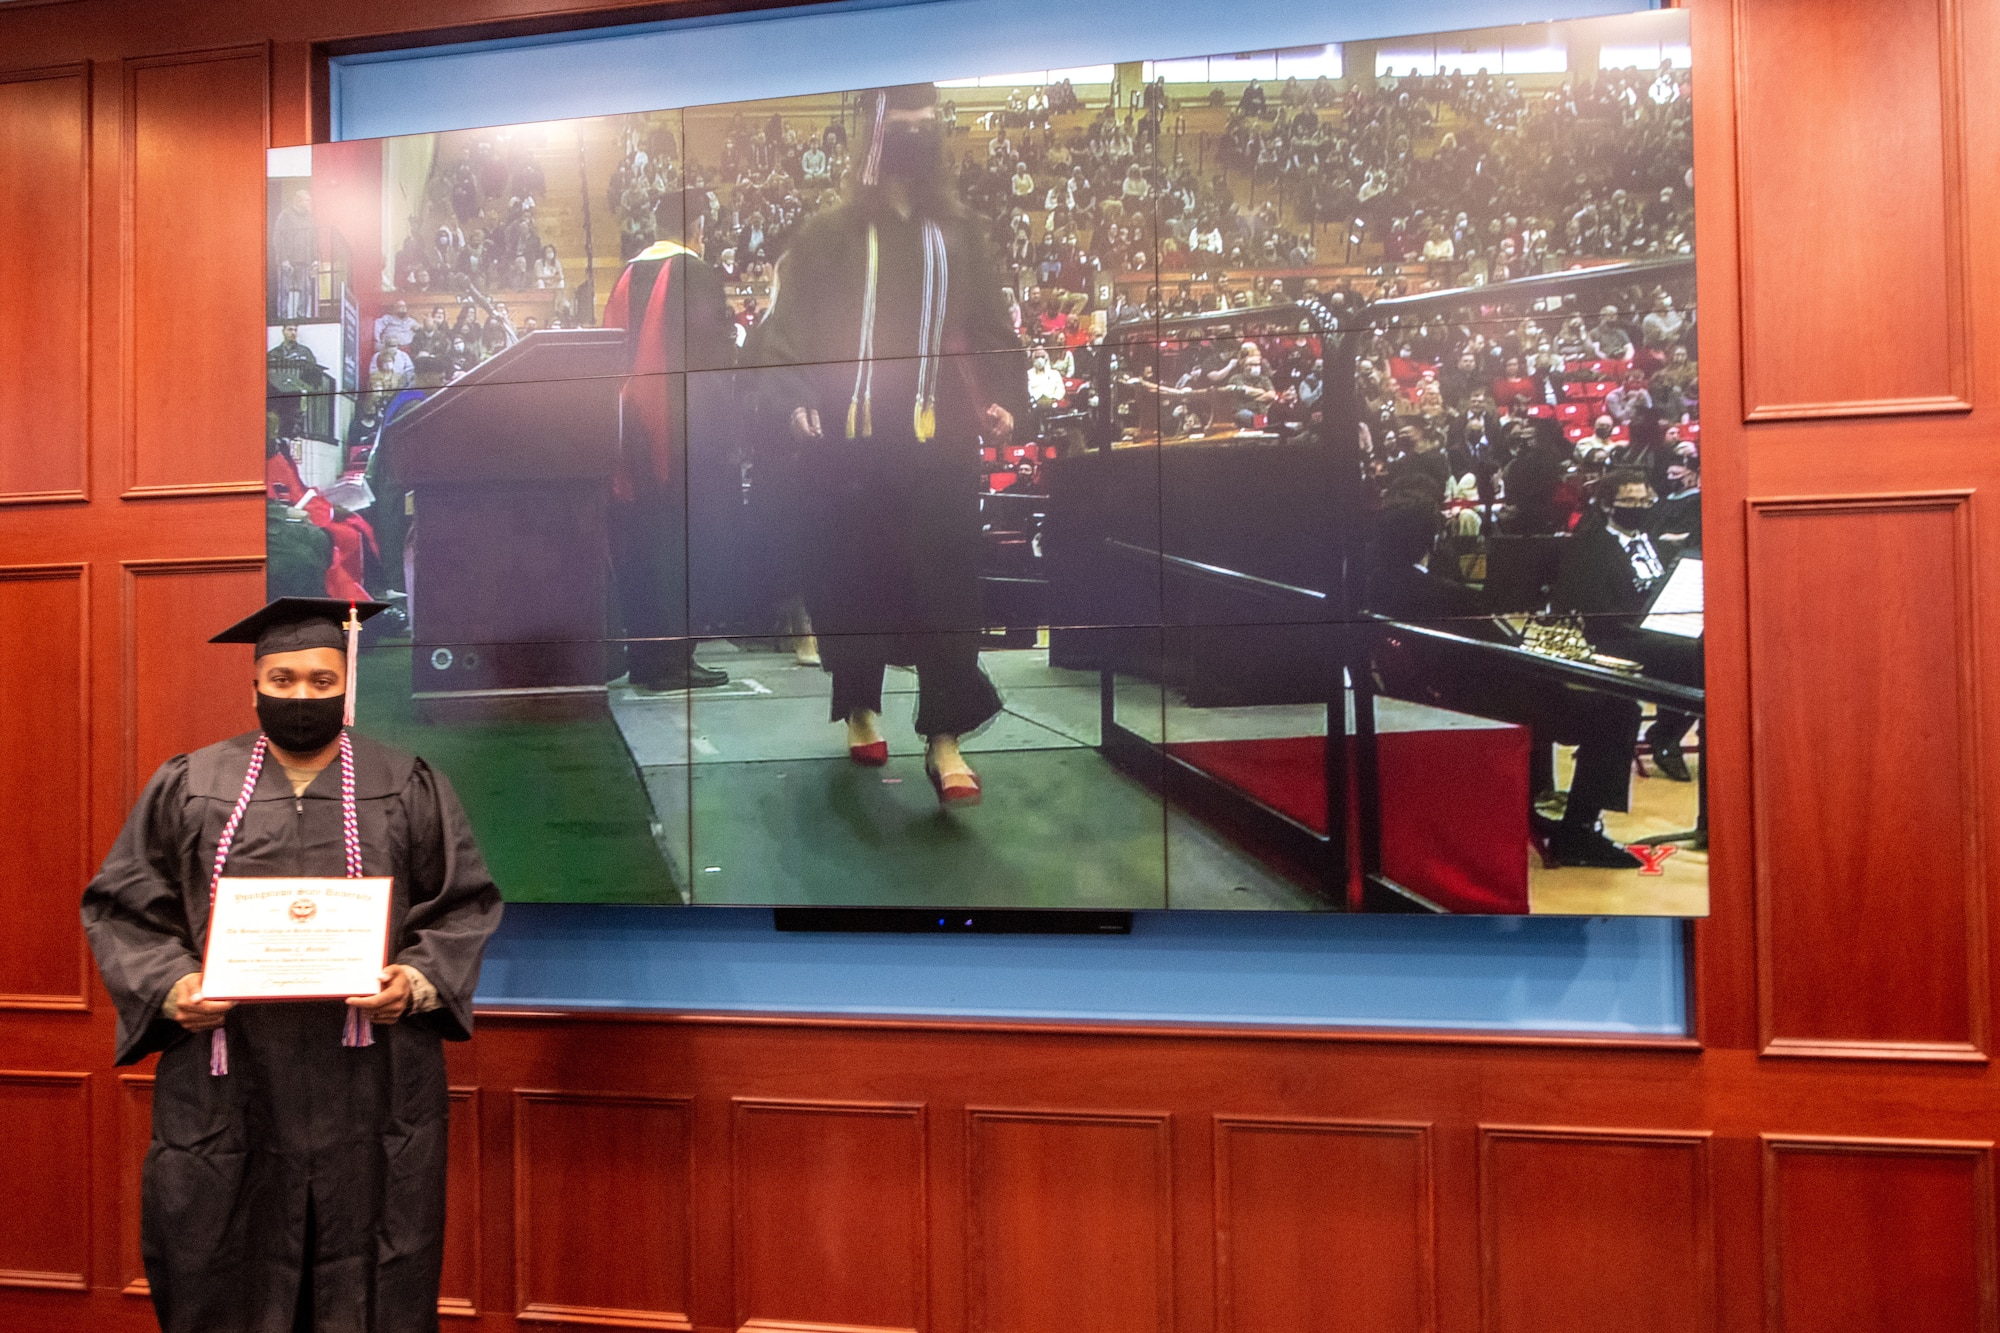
[478, 906, 1690, 1034]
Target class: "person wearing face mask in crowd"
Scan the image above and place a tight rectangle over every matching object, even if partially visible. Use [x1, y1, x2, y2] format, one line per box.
[1552, 470, 1705, 781]
[1027, 347, 1067, 410]
[1223, 347, 1279, 428]
[82, 597, 502, 1333]
[1649, 446, 1701, 555]
[752, 83, 1030, 806]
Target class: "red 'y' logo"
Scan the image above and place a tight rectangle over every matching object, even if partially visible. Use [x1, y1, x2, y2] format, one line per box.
[1628, 845, 1678, 877]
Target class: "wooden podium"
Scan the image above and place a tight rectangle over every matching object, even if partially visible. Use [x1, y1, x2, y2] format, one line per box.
[383, 329, 626, 723]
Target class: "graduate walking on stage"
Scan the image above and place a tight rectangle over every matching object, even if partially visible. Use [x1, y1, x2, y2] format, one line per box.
[754, 82, 1031, 807]
[82, 597, 503, 1333]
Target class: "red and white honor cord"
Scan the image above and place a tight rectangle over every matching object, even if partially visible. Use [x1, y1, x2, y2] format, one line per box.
[205, 730, 370, 1076]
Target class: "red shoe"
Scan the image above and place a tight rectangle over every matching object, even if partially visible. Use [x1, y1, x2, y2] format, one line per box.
[848, 740, 889, 767]
[925, 756, 981, 807]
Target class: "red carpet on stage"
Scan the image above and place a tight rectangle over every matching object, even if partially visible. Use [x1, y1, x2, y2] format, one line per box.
[1164, 728, 1532, 913]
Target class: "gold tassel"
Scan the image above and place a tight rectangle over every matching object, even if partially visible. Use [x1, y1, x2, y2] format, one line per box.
[846, 399, 859, 439]
[860, 395, 872, 438]
[914, 401, 936, 443]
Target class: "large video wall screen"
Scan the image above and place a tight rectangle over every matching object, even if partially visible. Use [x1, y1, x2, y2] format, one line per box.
[266, 10, 1705, 915]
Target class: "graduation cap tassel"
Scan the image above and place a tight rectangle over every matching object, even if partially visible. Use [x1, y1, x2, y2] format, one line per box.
[210, 1029, 228, 1076]
[343, 602, 360, 728]
[342, 1005, 373, 1048]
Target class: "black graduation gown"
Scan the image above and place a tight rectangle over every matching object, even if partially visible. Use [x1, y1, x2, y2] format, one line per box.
[754, 200, 1030, 733]
[81, 730, 502, 1333]
[601, 242, 739, 660]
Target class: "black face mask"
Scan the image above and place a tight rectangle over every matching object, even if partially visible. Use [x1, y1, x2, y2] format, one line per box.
[1610, 505, 1652, 531]
[875, 122, 943, 183]
[256, 692, 345, 755]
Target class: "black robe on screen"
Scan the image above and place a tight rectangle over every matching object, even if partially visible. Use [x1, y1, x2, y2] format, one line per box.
[82, 730, 502, 1333]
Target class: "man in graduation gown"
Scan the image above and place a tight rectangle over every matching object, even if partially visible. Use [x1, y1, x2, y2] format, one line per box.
[602, 187, 736, 689]
[753, 83, 1030, 800]
[82, 597, 503, 1333]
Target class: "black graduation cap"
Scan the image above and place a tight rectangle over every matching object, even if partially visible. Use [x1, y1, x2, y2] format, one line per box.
[211, 597, 390, 726]
[210, 596, 389, 656]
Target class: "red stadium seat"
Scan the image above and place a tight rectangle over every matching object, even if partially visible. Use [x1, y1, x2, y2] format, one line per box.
[1525, 404, 1555, 419]
[1556, 402, 1586, 422]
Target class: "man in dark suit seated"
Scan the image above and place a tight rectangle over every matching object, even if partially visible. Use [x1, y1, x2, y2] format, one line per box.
[1364, 502, 1644, 869]
[1648, 446, 1701, 556]
[1552, 468, 1704, 780]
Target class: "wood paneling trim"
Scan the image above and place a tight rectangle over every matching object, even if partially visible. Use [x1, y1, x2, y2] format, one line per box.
[0, 563, 90, 1011]
[118, 45, 269, 500]
[1763, 1134, 1998, 1333]
[0, 1071, 91, 1292]
[730, 1098, 927, 1333]
[439, 1085, 480, 1319]
[117, 1073, 153, 1297]
[513, 1090, 694, 1331]
[1479, 1125, 1713, 1333]
[119, 480, 268, 500]
[512, 1302, 694, 1330]
[0, 1270, 89, 1292]
[118, 557, 264, 807]
[1746, 492, 1987, 1061]
[1733, 0, 1971, 420]
[0, 63, 90, 505]
[965, 1106, 1174, 1333]
[736, 1322, 921, 1333]
[1213, 1116, 1435, 1333]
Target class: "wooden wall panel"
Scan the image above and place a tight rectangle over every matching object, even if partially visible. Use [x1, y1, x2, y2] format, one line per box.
[1734, 0, 1968, 418]
[1764, 1136, 1997, 1333]
[121, 47, 266, 498]
[1746, 494, 1986, 1059]
[1214, 1117, 1433, 1333]
[0, 66, 88, 503]
[732, 1098, 926, 1333]
[0, 1072, 91, 1292]
[966, 1109, 1172, 1333]
[439, 1087, 479, 1319]
[513, 1090, 693, 1329]
[0, 565, 89, 1008]
[1479, 1127, 1711, 1333]
[120, 558, 263, 801]
[116, 1074, 151, 1297]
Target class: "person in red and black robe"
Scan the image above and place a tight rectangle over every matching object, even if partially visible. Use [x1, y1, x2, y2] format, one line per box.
[752, 84, 1030, 804]
[601, 188, 738, 689]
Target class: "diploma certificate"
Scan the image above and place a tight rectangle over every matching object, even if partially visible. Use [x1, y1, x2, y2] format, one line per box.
[201, 876, 394, 1001]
